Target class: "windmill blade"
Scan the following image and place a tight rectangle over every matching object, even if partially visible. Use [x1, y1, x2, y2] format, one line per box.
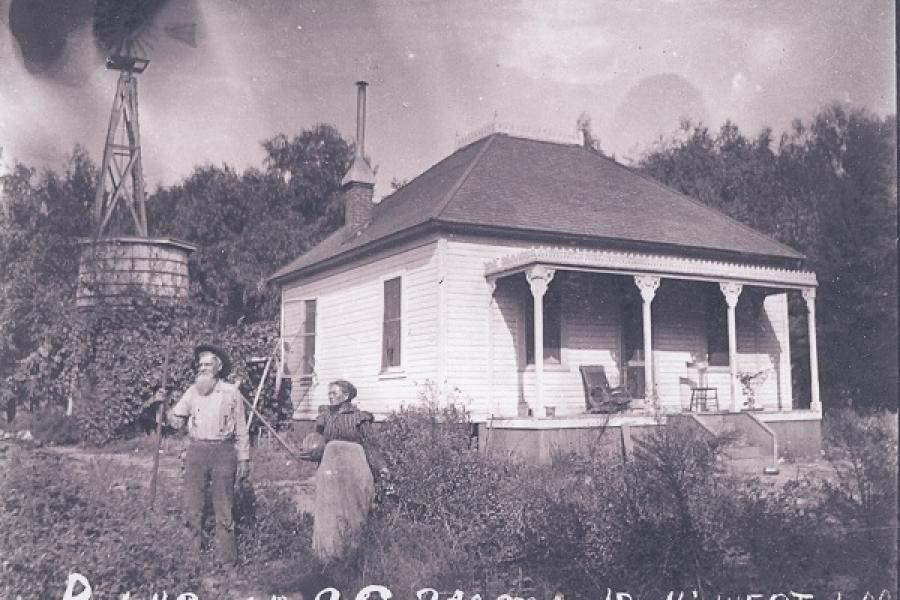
[93, 0, 172, 58]
[163, 22, 197, 48]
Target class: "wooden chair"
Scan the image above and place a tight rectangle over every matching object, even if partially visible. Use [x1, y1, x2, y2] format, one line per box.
[579, 365, 631, 413]
[684, 361, 719, 412]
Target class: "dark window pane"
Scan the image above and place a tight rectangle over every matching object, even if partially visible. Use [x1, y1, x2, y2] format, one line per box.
[382, 277, 402, 369]
[384, 277, 401, 319]
[305, 300, 317, 334]
[706, 289, 729, 366]
[302, 335, 316, 375]
[382, 321, 401, 368]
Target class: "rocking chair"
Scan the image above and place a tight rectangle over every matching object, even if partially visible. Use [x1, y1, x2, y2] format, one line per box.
[579, 365, 631, 414]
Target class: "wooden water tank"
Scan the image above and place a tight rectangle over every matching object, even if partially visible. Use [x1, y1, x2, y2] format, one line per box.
[76, 237, 196, 308]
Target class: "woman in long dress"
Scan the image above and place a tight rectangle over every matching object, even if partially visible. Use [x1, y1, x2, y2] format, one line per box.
[303, 380, 387, 560]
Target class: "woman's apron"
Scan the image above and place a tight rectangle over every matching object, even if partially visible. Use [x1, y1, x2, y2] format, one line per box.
[312, 440, 374, 560]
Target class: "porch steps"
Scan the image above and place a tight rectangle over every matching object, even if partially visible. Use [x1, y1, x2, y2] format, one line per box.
[687, 412, 779, 476]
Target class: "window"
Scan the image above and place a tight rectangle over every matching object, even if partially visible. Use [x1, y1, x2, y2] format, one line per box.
[525, 284, 562, 365]
[705, 292, 729, 366]
[284, 299, 316, 377]
[382, 277, 402, 369]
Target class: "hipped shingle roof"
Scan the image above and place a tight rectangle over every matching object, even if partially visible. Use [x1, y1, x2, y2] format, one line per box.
[270, 133, 803, 283]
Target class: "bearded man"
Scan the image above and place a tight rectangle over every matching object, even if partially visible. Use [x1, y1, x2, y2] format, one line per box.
[150, 343, 250, 567]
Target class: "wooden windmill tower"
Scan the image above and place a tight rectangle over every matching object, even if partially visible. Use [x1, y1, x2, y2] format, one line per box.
[76, 0, 197, 308]
[94, 53, 151, 237]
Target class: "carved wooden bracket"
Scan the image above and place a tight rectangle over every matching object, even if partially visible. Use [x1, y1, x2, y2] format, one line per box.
[633, 274, 661, 303]
[801, 288, 816, 311]
[526, 265, 555, 298]
[719, 281, 744, 308]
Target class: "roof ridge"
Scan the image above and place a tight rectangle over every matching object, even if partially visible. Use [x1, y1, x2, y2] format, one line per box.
[430, 134, 497, 220]
[594, 151, 805, 259]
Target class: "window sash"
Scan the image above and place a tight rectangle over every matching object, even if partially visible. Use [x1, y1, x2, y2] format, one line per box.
[382, 277, 402, 369]
[285, 299, 316, 377]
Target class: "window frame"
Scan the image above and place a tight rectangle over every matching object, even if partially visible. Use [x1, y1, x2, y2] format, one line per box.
[705, 290, 730, 367]
[282, 297, 317, 380]
[380, 273, 405, 376]
[522, 280, 566, 369]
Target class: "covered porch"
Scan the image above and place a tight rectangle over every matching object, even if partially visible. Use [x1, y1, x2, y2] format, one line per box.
[483, 246, 820, 421]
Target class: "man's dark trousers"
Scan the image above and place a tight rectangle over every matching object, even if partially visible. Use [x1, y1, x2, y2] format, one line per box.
[183, 440, 238, 564]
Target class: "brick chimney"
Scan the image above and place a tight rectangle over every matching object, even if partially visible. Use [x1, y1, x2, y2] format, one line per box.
[342, 81, 376, 233]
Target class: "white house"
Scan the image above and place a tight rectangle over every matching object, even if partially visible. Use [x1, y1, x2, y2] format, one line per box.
[269, 85, 822, 462]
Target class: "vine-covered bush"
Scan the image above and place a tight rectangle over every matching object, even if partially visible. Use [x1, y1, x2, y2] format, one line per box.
[10, 296, 292, 445]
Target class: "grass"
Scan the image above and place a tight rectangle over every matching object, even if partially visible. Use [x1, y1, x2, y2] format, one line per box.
[2, 406, 895, 598]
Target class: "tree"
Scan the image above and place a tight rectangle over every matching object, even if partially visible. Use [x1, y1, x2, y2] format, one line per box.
[638, 106, 898, 410]
[0, 147, 96, 408]
[150, 124, 352, 325]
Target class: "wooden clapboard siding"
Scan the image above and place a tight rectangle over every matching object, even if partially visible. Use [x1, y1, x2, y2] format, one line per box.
[445, 238, 627, 419]
[282, 231, 795, 422]
[735, 292, 791, 410]
[651, 282, 791, 411]
[652, 280, 707, 412]
[444, 238, 511, 418]
[281, 238, 440, 418]
[489, 277, 522, 417]
[770, 293, 794, 409]
[521, 276, 623, 416]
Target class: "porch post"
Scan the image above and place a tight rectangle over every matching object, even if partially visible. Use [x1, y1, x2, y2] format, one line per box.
[719, 282, 743, 411]
[802, 288, 822, 412]
[487, 278, 497, 418]
[526, 266, 554, 417]
[634, 275, 660, 406]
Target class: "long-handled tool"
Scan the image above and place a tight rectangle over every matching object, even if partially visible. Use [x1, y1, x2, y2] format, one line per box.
[246, 337, 281, 432]
[239, 392, 301, 459]
[148, 337, 172, 507]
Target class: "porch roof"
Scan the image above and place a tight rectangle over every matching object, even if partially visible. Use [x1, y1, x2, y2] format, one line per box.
[484, 246, 817, 289]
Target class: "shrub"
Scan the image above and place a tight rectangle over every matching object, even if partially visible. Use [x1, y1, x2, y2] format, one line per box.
[235, 481, 320, 585]
[329, 397, 522, 595]
[727, 477, 834, 591]
[822, 409, 898, 591]
[0, 448, 203, 599]
[617, 420, 734, 593]
[29, 409, 82, 445]
[823, 409, 898, 524]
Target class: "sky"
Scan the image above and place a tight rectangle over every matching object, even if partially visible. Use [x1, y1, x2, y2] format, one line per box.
[0, 0, 896, 200]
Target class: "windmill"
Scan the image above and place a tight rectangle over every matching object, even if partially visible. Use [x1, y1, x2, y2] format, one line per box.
[91, 0, 196, 238]
[77, 0, 197, 308]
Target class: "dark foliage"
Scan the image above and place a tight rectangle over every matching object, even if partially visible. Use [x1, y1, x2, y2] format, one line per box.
[11, 296, 292, 444]
[149, 124, 352, 325]
[639, 106, 898, 410]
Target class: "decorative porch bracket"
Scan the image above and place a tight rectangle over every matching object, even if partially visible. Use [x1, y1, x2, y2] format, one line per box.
[634, 275, 660, 406]
[526, 266, 555, 416]
[719, 282, 743, 411]
[802, 288, 822, 412]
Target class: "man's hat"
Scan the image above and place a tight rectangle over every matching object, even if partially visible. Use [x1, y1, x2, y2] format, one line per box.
[194, 343, 232, 378]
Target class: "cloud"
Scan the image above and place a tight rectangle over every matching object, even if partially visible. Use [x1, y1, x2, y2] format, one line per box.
[731, 71, 748, 94]
[495, 0, 619, 85]
[746, 27, 790, 71]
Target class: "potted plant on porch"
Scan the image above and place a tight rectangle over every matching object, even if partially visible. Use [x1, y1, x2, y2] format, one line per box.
[737, 369, 770, 411]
